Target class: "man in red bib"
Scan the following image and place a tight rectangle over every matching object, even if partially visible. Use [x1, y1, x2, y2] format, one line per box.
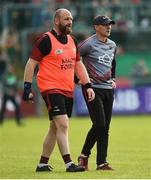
[22, 8, 95, 172]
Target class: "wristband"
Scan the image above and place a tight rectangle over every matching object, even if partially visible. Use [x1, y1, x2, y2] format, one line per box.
[84, 83, 92, 90]
[24, 82, 32, 90]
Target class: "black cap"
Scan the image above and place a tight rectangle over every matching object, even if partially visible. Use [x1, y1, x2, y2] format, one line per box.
[93, 15, 115, 25]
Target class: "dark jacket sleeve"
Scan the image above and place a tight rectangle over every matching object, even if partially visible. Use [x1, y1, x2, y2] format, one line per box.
[111, 58, 116, 79]
[111, 48, 116, 79]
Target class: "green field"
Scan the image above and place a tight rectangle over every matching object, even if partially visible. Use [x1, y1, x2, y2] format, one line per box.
[0, 115, 151, 179]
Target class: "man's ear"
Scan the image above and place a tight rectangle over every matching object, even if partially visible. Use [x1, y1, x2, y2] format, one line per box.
[54, 17, 59, 26]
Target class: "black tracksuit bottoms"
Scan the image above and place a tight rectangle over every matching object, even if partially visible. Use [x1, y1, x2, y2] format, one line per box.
[81, 87, 114, 165]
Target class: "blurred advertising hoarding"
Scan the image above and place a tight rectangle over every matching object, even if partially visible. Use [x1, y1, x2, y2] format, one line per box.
[75, 86, 151, 115]
[1, 87, 151, 117]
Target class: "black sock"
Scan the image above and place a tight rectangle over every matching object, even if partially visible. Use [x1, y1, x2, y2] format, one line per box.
[62, 154, 72, 164]
[39, 156, 49, 164]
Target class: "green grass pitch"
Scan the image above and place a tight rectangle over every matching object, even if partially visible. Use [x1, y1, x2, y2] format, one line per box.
[0, 115, 151, 179]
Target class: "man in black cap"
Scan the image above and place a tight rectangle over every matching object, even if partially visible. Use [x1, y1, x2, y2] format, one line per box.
[93, 15, 115, 25]
[77, 15, 116, 170]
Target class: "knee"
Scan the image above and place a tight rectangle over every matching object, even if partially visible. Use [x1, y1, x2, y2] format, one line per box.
[95, 124, 109, 135]
[93, 123, 105, 131]
[56, 121, 68, 132]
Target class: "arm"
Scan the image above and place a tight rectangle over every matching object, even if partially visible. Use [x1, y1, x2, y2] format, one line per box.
[22, 34, 51, 102]
[111, 56, 116, 89]
[111, 58, 116, 80]
[22, 58, 38, 103]
[75, 61, 90, 85]
[75, 38, 91, 84]
[24, 58, 38, 83]
[75, 61, 95, 101]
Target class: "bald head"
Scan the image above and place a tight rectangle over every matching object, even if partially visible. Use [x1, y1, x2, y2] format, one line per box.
[54, 8, 72, 21]
[53, 8, 73, 35]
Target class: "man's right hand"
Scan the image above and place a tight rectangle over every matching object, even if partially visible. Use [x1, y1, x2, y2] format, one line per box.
[22, 82, 34, 103]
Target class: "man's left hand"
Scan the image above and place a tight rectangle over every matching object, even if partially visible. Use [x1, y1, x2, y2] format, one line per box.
[86, 88, 95, 101]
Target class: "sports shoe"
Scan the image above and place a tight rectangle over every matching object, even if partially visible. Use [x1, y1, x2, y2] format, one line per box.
[96, 163, 114, 170]
[66, 163, 85, 172]
[77, 155, 89, 171]
[36, 165, 53, 172]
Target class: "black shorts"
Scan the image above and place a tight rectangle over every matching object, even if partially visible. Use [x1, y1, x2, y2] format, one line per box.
[42, 93, 73, 120]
